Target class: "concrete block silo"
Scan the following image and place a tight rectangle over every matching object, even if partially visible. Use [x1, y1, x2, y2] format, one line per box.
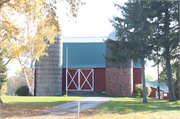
[106, 31, 133, 97]
[35, 35, 63, 96]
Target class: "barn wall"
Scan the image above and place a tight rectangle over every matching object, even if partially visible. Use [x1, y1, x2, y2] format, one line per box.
[106, 68, 133, 97]
[148, 86, 170, 99]
[163, 93, 169, 99]
[133, 68, 142, 93]
[149, 87, 157, 98]
[94, 68, 106, 92]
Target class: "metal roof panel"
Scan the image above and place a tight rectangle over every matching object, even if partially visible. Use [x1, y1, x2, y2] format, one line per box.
[62, 42, 106, 68]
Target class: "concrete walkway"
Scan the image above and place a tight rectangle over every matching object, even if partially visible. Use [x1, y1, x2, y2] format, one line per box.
[38, 97, 113, 116]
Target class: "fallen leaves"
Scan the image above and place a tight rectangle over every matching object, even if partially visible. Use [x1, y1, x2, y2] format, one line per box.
[0, 103, 45, 118]
[0, 103, 84, 119]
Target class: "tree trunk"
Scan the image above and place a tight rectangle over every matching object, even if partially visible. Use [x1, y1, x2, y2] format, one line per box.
[141, 58, 148, 103]
[165, 52, 177, 102]
[31, 60, 36, 96]
[18, 57, 31, 95]
[0, 81, 3, 104]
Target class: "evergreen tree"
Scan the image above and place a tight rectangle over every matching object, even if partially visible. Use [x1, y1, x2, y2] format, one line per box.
[105, 0, 179, 102]
[105, 0, 154, 103]
[0, 52, 8, 104]
[158, 61, 179, 100]
[149, 1, 179, 102]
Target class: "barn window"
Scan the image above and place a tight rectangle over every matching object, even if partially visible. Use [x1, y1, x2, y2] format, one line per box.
[164, 93, 167, 97]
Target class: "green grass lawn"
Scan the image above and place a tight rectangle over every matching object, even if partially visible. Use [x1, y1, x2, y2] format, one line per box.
[1, 95, 82, 118]
[1, 95, 81, 107]
[83, 96, 180, 119]
[1, 95, 180, 118]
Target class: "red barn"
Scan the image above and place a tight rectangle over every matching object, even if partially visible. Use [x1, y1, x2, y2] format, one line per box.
[35, 31, 142, 96]
[61, 34, 142, 96]
[146, 81, 169, 99]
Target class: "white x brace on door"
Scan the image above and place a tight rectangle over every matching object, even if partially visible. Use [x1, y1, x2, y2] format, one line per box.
[67, 69, 94, 91]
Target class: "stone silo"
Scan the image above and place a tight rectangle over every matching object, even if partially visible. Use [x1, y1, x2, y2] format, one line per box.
[36, 35, 63, 96]
[106, 31, 133, 97]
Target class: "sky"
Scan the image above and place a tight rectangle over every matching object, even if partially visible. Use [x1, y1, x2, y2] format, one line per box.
[56, 0, 161, 80]
[57, 0, 125, 37]
[7, 0, 162, 80]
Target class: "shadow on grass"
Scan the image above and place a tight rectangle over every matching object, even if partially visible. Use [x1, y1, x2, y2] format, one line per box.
[97, 97, 179, 112]
[83, 98, 180, 118]
[95, 92, 180, 111]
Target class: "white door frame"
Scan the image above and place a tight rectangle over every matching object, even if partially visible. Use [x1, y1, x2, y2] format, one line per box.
[67, 69, 94, 91]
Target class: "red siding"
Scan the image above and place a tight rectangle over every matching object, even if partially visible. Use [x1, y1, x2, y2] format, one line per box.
[80, 70, 92, 90]
[149, 86, 157, 98]
[163, 93, 169, 99]
[133, 68, 142, 93]
[148, 86, 169, 99]
[94, 68, 106, 92]
[68, 69, 79, 90]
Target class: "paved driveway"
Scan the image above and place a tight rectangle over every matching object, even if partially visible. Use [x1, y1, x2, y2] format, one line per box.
[38, 96, 113, 116]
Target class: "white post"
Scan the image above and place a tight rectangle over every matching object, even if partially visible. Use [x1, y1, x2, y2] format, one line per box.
[66, 47, 68, 96]
[77, 101, 80, 119]
[78, 69, 80, 90]
[92, 69, 94, 91]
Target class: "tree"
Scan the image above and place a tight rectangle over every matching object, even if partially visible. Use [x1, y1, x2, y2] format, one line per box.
[159, 61, 179, 100]
[1, 0, 85, 96]
[145, 75, 154, 81]
[1, 82, 7, 96]
[105, 0, 179, 102]
[6, 76, 18, 96]
[6, 68, 30, 96]
[16, 17, 60, 96]
[0, 0, 46, 103]
[104, 0, 155, 103]
[0, 0, 85, 103]
[148, 1, 179, 102]
[0, 53, 8, 103]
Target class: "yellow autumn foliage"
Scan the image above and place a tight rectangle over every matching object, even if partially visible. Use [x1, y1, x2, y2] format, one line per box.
[0, 0, 85, 99]
[0, 0, 85, 59]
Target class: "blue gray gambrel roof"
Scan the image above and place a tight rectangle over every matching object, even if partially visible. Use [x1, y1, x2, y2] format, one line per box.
[146, 81, 169, 93]
[62, 37, 141, 68]
[33, 37, 141, 68]
[62, 42, 106, 68]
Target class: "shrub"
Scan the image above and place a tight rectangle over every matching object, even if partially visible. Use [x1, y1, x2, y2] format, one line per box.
[135, 84, 151, 98]
[15, 85, 29, 96]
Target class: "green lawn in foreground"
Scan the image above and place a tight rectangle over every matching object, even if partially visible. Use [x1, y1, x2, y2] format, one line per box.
[1, 95, 82, 107]
[98, 97, 179, 112]
[83, 95, 180, 119]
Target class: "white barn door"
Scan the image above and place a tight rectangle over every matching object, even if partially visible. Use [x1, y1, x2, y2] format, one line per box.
[67, 69, 94, 91]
